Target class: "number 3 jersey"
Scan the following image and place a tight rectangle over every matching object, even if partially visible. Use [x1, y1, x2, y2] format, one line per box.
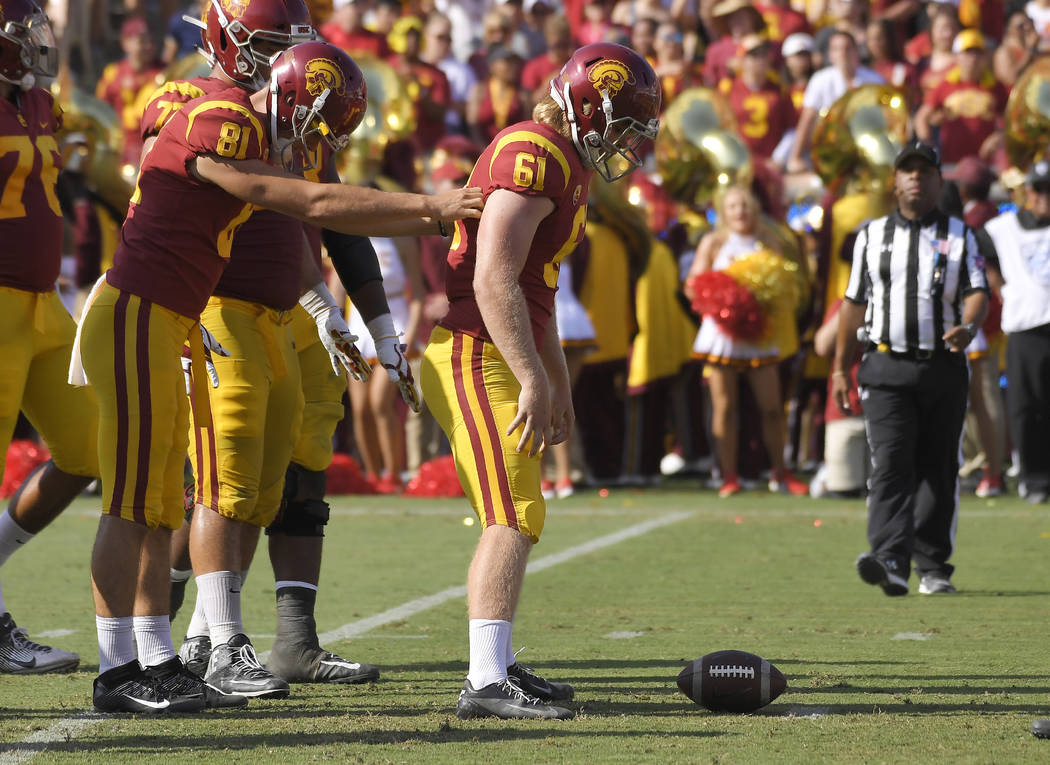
[0, 88, 64, 292]
[108, 86, 268, 320]
[441, 120, 591, 350]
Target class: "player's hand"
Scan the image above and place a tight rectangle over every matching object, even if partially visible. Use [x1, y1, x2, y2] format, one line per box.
[548, 378, 574, 446]
[506, 374, 552, 458]
[831, 371, 852, 415]
[942, 324, 974, 352]
[375, 334, 421, 412]
[430, 186, 484, 221]
[317, 308, 372, 381]
[199, 323, 229, 388]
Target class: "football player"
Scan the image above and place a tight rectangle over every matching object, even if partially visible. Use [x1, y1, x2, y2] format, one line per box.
[0, 0, 97, 676]
[420, 42, 660, 719]
[142, 0, 413, 697]
[77, 38, 482, 713]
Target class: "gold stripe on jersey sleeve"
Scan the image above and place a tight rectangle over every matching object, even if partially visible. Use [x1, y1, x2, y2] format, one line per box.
[184, 100, 265, 152]
[145, 80, 208, 111]
[488, 130, 570, 192]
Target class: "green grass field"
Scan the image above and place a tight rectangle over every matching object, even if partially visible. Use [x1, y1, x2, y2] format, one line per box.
[1, 484, 1049, 763]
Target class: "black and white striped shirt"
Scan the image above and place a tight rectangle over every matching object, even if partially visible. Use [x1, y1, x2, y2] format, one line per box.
[844, 210, 988, 353]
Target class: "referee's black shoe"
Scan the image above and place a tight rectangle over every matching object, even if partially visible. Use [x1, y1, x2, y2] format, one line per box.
[856, 553, 909, 596]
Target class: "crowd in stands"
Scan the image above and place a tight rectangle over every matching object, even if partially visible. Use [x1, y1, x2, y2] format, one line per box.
[33, 0, 1048, 500]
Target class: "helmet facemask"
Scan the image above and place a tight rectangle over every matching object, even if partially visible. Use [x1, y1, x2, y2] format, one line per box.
[0, 11, 57, 89]
[269, 62, 349, 173]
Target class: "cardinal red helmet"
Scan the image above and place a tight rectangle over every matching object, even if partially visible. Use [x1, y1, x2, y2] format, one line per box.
[201, 0, 314, 91]
[0, 0, 57, 89]
[549, 42, 660, 182]
[268, 41, 367, 171]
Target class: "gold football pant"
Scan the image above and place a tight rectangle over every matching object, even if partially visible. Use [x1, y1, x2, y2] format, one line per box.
[288, 305, 347, 472]
[421, 327, 545, 543]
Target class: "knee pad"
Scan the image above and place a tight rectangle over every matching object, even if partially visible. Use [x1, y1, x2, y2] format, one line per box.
[266, 463, 330, 537]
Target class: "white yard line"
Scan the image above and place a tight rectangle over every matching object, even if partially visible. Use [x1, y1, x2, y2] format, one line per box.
[1, 510, 694, 762]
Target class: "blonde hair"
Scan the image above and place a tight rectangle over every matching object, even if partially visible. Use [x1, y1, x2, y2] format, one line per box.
[532, 94, 572, 141]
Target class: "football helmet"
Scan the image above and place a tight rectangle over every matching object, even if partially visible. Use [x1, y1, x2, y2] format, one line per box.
[0, 0, 57, 89]
[268, 41, 367, 171]
[193, 0, 314, 91]
[549, 43, 661, 182]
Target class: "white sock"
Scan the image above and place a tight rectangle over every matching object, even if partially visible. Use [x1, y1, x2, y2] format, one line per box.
[0, 511, 38, 614]
[504, 619, 517, 667]
[185, 589, 210, 639]
[467, 619, 511, 689]
[170, 568, 192, 583]
[96, 615, 136, 674]
[133, 615, 175, 668]
[196, 570, 242, 646]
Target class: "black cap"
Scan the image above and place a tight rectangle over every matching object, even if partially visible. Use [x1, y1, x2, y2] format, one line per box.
[1026, 160, 1050, 186]
[894, 141, 940, 170]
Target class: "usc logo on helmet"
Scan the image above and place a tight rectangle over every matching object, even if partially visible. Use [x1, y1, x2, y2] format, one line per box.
[220, 0, 252, 16]
[587, 59, 635, 97]
[304, 58, 346, 97]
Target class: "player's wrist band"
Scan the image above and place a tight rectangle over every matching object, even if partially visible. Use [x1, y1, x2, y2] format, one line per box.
[437, 219, 449, 237]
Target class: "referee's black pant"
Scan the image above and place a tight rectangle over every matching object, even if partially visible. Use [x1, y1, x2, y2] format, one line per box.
[1006, 323, 1050, 497]
[857, 350, 969, 580]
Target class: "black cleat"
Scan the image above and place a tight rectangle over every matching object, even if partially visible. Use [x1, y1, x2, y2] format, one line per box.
[205, 634, 290, 699]
[147, 656, 247, 709]
[266, 641, 380, 684]
[178, 635, 212, 677]
[856, 553, 908, 596]
[507, 662, 574, 701]
[0, 612, 79, 674]
[455, 676, 574, 720]
[93, 660, 203, 713]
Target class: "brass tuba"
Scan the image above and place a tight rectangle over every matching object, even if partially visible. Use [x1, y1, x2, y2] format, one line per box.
[810, 84, 909, 195]
[1005, 56, 1050, 171]
[335, 55, 417, 186]
[654, 87, 753, 209]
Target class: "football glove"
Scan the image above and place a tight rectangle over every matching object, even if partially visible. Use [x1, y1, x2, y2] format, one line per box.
[181, 324, 229, 393]
[301, 282, 372, 381]
[368, 314, 421, 413]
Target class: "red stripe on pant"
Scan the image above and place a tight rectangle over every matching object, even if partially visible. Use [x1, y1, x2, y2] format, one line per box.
[450, 333, 496, 527]
[468, 338, 517, 530]
[108, 292, 132, 517]
[130, 300, 152, 525]
[188, 371, 218, 511]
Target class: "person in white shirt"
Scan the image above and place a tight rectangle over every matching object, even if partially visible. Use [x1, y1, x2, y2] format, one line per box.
[422, 11, 478, 134]
[786, 29, 884, 173]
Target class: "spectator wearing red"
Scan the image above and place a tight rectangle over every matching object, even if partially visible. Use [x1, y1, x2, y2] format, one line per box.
[321, 0, 391, 58]
[723, 34, 798, 160]
[704, 0, 766, 86]
[756, 0, 811, 45]
[578, 0, 617, 46]
[465, 46, 529, 145]
[521, 14, 574, 106]
[915, 30, 1007, 166]
[654, 22, 705, 105]
[387, 16, 452, 152]
[95, 15, 164, 168]
[911, 4, 958, 91]
[781, 32, 815, 111]
[994, 11, 1041, 88]
[867, 18, 917, 103]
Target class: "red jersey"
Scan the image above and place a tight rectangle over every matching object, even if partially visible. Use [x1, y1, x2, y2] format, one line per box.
[0, 88, 63, 291]
[139, 77, 315, 311]
[110, 87, 268, 319]
[924, 76, 1007, 164]
[521, 54, 564, 93]
[441, 121, 591, 349]
[755, 3, 810, 43]
[725, 77, 797, 159]
[96, 58, 165, 166]
[320, 22, 389, 58]
[389, 58, 450, 152]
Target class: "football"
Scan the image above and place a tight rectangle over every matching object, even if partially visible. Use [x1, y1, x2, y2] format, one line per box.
[677, 650, 787, 713]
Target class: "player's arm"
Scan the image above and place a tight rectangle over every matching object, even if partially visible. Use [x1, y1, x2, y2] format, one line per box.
[191, 156, 482, 235]
[474, 189, 555, 456]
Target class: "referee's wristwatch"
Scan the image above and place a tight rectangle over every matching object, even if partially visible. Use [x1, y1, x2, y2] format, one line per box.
[962, 321, 978, 340]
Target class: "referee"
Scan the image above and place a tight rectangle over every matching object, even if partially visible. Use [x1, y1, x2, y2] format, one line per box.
[832, 141, 989, 597]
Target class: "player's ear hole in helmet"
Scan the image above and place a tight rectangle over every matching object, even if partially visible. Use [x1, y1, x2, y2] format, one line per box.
[0, 0, 58, 90]
[267, 41, 368, 173]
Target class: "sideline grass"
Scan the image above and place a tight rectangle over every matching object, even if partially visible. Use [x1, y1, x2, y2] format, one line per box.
[1, 485, 1049, 763]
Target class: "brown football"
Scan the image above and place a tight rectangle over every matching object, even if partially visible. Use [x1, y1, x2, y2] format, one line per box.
[677, 650, 787, 713]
